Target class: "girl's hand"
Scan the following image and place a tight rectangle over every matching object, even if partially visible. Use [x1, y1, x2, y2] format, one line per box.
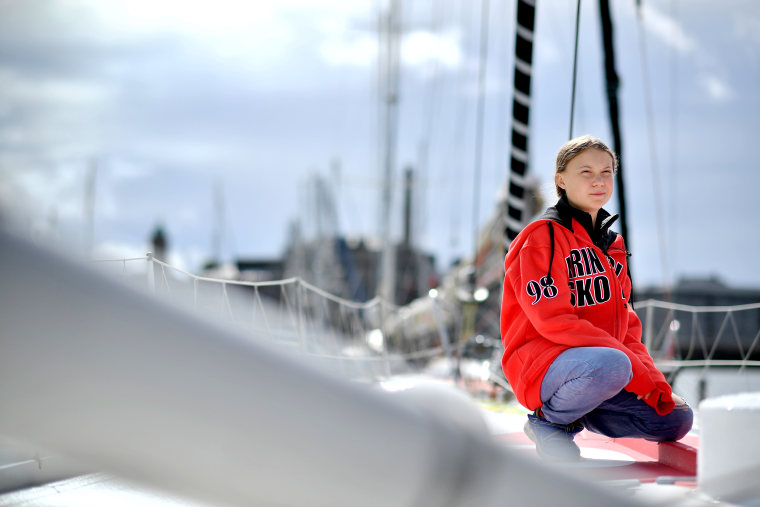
[638, 391, 687, 406]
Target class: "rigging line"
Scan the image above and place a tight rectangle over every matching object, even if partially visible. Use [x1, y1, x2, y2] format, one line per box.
[420, 0, 444, 147]
[417, 0, 446, 251]
[669, 0, 679, 266]
[471, 0, 490, 277]
[374, 0, 384, 231]
[446, 0, 476, 256]
[564, 0, 587, 134]
[493, 0, 512, 192]
[635, 4, 672, 292]
[568, 0, 582, 140]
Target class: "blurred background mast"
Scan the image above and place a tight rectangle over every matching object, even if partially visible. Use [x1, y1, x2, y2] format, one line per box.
[377, 0, 401, 301]
[459, 0, 492, 344]
[211, 178, 225, 267]
[83, 158, 97, 256]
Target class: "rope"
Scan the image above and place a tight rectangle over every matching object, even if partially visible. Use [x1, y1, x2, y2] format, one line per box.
[636, 5, 672, 291]
[668, 0, 680, 266]
[306, 347, 445, 363]
[92, 257, 147, 263]
[657, 360, 760, 369]
[471, 0, 490, 276]
[299, 278, 389, 310]
[568, 0, 582, 139]
[91, 255, 760, 384]
[636, 299, 760, 314]
[445, 0, 476, 260]
[149, 256, 297, 287]
[148, 256, 392, 310]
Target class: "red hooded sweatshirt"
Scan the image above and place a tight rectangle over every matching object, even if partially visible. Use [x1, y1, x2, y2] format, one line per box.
[500, 198, 674, 416]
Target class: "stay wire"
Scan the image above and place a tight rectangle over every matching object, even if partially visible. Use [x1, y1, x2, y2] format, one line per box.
[635, 4, 672, 292]
[668, 0, 680, 269]
[446, 0, 475, 258]
[568, 0, 582, 140]
[471, 0, 490, 282]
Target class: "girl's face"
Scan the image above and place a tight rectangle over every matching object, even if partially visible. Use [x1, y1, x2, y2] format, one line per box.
[556, 148, 614, 218]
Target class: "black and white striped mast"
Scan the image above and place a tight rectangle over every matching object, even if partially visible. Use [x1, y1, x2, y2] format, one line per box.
[504, 0, 536, 248]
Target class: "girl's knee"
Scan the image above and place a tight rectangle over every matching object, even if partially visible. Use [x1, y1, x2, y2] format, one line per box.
[604, 348, 632, 375]
[652, 403, 694, 442]
[594, 349, 632, 392]
[669, 403, 694, 441]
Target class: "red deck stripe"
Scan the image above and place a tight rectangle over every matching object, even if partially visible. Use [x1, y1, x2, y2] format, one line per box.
[496, 429, 699, 481]
[611, 437, 698, 476]
[658, 441, 698, 476]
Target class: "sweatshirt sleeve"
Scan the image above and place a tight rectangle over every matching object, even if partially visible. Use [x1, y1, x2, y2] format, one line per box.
[508, 229, 661, 403]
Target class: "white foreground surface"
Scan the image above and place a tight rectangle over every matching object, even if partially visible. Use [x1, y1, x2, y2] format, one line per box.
[0, 229, 642, 507]
[699, 392, 760, 504]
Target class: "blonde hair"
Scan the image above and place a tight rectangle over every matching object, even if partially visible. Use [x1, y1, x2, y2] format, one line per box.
[554, 135, 618, 198]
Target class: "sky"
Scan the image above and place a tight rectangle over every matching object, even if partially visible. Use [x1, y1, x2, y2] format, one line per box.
[0, 0, 758, 290]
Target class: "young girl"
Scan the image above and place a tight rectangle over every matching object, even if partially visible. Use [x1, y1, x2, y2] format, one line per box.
[500, 135, 692, 461]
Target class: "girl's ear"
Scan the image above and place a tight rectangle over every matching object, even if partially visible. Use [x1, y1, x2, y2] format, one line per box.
[555, 173, 565, 190]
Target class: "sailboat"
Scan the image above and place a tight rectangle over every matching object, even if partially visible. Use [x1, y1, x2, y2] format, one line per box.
[2, 1, 760, 506]
[2, 213, 760, 505]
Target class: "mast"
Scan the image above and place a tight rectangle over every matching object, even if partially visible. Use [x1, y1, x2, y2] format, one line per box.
[504, 0, 537, 248]
[377, 0, 401, 302]
[211, 179, 225, 265]
[598, 0, 631, 260]
[84, 158, 97, 256]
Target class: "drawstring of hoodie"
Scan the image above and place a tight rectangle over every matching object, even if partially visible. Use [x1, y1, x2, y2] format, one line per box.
[546, 221, 555, 282]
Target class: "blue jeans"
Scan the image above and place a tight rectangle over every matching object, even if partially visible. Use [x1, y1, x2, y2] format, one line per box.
[540, 347, 693, 442]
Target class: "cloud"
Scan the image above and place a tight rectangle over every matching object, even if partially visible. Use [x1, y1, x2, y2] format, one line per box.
[320, 35, 377, 68]
[0, 68, 112, 106]
[402, 29, 463, 69]
[700, 74, 735, 102]
[107, 158, 150, 181]
[635, 4, 745, 104]
[319, 27, 464, 73]
[732, 10, 760, 66]
[81, 0, 295, 52]
[733, 10, 760, 44]
[14, 164, 85, 218]
[639, 3, 697, 54]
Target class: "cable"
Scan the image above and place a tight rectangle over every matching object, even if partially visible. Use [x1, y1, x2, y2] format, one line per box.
[471, 0, 490, 276]
[668, 0, 680, 273]
[635, 3, 672, 292]
[568, 0, 582, 140]
[445, 0, 476, 263]
[416, 0, 447, 254]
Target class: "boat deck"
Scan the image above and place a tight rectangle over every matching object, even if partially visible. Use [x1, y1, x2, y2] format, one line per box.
[479, 400, 699, 486]
[0, 399, 713, 507]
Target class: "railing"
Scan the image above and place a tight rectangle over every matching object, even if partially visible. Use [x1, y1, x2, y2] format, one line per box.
[637, 299, 760, 365]
[96, 253, 457, 383]
[637, 298, 760, 401]
[95, 255, 760, 401]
